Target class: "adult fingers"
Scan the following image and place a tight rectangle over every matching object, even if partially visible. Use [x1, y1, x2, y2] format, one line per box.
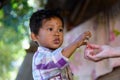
[87, 43, 101, 49]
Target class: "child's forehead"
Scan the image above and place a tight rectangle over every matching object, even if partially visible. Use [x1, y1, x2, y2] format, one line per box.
[42, 17, 63, 25]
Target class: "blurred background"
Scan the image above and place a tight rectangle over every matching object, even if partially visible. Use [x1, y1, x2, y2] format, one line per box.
[0, 0, 120, 80]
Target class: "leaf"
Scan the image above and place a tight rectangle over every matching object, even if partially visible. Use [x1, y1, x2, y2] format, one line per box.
[113, 29, 120, 36]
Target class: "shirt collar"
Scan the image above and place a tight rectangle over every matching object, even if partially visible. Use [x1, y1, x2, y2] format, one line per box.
[38, 46, 53, 53]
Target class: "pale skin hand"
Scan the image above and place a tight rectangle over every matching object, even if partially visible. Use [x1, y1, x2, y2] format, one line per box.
[84, 43, 120, 62]
[62, 31, 92, 58]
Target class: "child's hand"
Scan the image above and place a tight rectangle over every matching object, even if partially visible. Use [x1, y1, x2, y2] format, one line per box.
[75, 31, 92, 47]
[63, 31, 91, 58]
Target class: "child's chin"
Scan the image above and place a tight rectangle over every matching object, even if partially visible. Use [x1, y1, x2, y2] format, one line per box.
[50, 46, 60, 50]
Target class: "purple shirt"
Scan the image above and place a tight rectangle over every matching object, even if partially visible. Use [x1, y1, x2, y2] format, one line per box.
[32, 46, 73, 80]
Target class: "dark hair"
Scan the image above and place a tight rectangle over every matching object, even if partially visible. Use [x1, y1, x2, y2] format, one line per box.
[29, 9, 64, 35]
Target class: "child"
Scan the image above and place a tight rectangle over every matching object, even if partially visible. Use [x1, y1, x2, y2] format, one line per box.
[29, 9, 91, 80]
[84, 43, 120, 62]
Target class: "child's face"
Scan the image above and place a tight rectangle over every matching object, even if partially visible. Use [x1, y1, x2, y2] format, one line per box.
[35, 17, 64, 50]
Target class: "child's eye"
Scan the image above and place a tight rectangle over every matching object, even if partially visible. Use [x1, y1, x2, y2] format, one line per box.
[59, 29, 63, 32]
[48, 28, 53, 31]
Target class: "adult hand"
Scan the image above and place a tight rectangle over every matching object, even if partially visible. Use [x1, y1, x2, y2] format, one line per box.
[84, 43, 113, 62]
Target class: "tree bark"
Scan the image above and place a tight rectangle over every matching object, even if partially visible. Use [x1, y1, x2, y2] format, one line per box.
[16, 41, 38, 80]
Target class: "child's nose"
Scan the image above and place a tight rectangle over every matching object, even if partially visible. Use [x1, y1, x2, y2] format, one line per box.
[54, 30, 59, 36]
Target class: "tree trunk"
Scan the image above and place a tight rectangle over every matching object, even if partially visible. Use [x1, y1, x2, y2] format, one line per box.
[16, 41, 38, 80]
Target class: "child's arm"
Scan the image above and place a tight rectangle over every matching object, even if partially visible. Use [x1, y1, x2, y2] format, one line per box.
[62, 31, 91, 58]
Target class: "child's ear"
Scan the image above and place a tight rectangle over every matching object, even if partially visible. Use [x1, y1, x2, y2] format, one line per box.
[31, 32, 37, 41]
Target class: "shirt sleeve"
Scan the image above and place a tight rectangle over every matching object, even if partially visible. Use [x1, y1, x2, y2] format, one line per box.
[52, 48, 69, 69]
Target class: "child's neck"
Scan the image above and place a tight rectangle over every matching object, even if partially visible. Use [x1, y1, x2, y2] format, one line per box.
[40, 46, 54, 52]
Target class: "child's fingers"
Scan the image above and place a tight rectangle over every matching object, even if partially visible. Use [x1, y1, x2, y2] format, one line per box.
[81, 42, 87, 45]
[84, 31, 92, 38]
[82, 32, 91, 45]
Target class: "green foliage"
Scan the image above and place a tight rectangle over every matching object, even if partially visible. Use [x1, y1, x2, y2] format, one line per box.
[0, 0, 47, 79]
[113, 29, 120, 36]
[0, 27, 25, 80]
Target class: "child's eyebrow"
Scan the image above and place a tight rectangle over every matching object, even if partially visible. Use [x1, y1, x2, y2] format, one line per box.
[59, 27, 63, 28]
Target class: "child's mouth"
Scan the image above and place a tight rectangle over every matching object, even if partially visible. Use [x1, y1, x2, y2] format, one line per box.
[54, 39, 60, 44]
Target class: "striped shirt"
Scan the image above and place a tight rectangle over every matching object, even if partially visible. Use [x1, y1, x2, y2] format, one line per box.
[32, 46, 73, 80]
